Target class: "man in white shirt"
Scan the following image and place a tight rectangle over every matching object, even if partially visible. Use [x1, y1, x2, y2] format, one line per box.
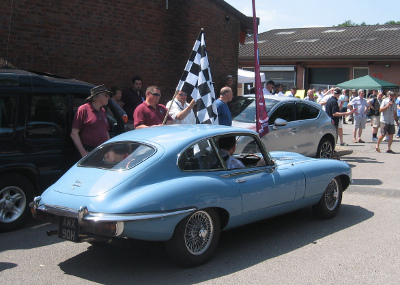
[275, 84, 285, 96]
[166, 90, 196, 124]
[287, 86, 297, 97]
[262, 80, 275, 95]
[348, 89, 369, 143]
[375, 91, 399, 153]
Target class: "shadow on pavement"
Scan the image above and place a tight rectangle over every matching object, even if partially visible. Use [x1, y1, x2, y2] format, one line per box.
[58, 204, 373, 284]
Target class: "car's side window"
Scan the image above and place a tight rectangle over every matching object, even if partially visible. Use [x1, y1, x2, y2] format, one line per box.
[27, 94, 69, 139]
[0, 95, 17, 138]
[233, 135, 268, 167]
[269, 102, 296, 125]
[178, 139, 223, 171]
[297, 102, 319, 120]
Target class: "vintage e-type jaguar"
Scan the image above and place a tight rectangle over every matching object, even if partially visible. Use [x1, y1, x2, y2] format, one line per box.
[31, 125, 352, 267]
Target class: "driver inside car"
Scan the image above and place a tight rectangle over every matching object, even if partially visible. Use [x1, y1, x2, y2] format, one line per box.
[218, 136, 245, 169]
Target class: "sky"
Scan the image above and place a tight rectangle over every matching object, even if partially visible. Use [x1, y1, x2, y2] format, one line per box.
[224, 0, 400, 33]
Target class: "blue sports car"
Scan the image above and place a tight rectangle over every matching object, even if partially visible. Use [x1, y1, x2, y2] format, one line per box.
[31, 125, 352, 267]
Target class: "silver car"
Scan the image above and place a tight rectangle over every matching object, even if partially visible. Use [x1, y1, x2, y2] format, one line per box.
[230, 95, 336, 158]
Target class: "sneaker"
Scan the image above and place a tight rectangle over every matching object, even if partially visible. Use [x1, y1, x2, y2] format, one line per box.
[372, 137, 378, 142]
[396, 135, 400, 138]
[358, 139, 365, 143]
[386, 149, 395, 154]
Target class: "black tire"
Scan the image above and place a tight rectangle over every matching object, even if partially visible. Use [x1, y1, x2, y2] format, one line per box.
[165, 209, 220, 267]
[0, 174, 35, 231]
[313, 177, 342, 219]
[316, 137, 334, 158]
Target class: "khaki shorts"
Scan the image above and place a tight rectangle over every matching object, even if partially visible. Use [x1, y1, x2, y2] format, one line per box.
[371, 115, 380, 128]
[354, 117, 366, 129]
[380, 122, 395, 136]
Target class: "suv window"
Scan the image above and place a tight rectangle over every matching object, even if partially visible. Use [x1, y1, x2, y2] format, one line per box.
[27, 94, 70, 139]
[297, 102, 319, 120]
[269, 102, 296, 125]
[0, 95, 17, 137]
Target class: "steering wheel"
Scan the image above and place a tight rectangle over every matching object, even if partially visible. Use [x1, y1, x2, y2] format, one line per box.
[242, 154, 262, 160]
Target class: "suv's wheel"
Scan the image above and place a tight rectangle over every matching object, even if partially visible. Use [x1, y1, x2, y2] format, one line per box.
[0, 174, 35, 231]
[316, 137, 334, 158]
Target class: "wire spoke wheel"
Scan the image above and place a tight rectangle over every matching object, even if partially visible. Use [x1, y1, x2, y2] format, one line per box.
[184, 211, 214, 255]
[324, 179, 340, 210]
[166, 209, 220, 267]
[313, 177, 342, 219]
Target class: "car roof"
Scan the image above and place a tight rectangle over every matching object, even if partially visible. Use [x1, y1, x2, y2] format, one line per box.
[237, 94, 323, 110]
[108, 124, 258, 150]
[0, 68, 94, 90]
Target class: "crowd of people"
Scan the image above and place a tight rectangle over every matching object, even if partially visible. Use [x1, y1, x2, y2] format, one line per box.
[69, 76, 400, 157]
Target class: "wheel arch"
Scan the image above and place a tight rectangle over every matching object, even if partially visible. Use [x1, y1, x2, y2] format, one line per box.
[0, 166, 40, 194]
[338, 174, 350, 191]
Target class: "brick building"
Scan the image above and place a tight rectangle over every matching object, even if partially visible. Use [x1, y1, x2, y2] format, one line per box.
[239, 25, 400, 95]
[1, 0, 252, 103]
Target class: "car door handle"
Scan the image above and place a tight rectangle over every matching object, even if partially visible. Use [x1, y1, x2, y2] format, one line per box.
[236, 179, 246, 183]
[291, 128, 297, 133]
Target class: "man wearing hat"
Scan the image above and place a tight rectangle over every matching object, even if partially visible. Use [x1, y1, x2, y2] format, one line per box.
[70, 84, 111, 157]
[263, 80, 275, 95]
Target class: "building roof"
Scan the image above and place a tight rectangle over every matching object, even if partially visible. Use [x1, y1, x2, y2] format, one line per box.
[239, 25, 400, 61]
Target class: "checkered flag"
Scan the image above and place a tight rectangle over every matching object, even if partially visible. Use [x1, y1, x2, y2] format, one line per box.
[177, 29, 218, 124]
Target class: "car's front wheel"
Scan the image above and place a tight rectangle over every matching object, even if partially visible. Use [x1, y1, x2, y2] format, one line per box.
[0, 174, 35, 231]
[165, 209, 220, 267]
[313, 177, 342, 219]
[316, 137, 334, 158]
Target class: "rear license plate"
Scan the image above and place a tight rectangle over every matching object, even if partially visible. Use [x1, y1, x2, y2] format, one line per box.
[58, 217, 80, 242]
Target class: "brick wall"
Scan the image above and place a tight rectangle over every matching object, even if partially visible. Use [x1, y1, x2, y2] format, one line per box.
[1, 0, 242, 104]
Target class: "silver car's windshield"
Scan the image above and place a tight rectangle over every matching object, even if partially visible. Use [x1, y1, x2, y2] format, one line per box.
[230, 96, 279, 123]
[79, 142, 155, 171]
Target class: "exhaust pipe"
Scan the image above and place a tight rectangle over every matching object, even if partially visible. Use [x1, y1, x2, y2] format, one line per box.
[46, 230, 58, 236]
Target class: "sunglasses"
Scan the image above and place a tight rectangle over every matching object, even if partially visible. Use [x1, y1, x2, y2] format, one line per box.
[150, 92, 161, 97]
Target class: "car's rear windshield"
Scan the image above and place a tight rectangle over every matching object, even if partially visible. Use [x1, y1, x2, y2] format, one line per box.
[78, 142, 155, 171]
[230, 96, 279, 123]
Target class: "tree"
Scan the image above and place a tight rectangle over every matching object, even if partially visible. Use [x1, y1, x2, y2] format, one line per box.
[335, 20, 400, 26]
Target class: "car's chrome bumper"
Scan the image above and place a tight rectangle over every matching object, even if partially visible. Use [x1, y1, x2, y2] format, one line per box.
[30, 196, 197, 241]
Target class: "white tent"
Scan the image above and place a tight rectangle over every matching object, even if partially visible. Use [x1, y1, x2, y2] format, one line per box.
[237, 69, 266, 83]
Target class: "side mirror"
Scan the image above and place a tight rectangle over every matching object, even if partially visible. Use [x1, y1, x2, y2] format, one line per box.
[273, 118, 288, 126]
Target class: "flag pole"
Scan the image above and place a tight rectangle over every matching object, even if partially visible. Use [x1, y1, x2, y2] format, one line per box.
[162, 91, 178, 125]
[252, 0, 269, 137]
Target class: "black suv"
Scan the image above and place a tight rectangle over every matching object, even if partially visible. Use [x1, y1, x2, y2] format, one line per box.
[0, 68, 126, 231]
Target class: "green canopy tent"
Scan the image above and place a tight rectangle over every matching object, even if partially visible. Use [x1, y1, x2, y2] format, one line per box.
[336, 75, 399, 90]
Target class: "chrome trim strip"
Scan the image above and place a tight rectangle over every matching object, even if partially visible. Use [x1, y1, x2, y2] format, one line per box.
[36, 203, 197, 222]
[220, 166, 275, 177]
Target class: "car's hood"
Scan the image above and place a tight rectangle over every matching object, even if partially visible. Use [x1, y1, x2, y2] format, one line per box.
[270, 151, 314, 165]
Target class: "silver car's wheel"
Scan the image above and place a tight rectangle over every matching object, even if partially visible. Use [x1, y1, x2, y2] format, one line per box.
[313, 177, 342, 219]
[317, 138, 334, 158]
[0, 174, 34, 231]
[166, 209, 220, 267]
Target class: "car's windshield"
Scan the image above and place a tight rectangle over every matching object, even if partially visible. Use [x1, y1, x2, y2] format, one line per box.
[79, 142, 155, 170]
[230, 96, 279, 123]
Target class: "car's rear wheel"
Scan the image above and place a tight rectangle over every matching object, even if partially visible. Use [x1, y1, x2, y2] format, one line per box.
[165, 209, 220, 267]
[316, 137, 334, 158]
[313, 177, 342, 219]
[0, 174, 34, 231]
